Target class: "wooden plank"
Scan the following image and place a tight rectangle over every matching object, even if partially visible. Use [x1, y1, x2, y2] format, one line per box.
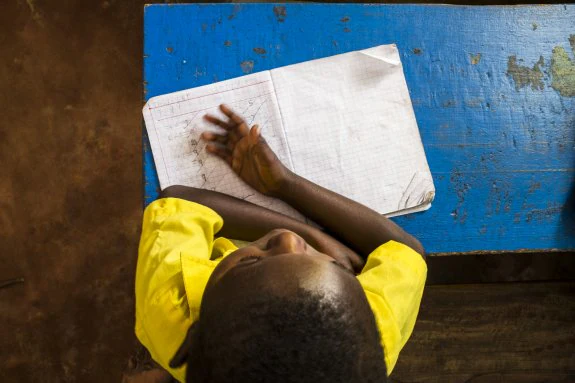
[121, 281, 575, 382]
[143, 4, 575, 253]
[392, 282, 575, 382]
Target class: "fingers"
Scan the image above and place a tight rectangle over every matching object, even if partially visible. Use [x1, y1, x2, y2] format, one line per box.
[248, 124, 261, 145]
[205, 143, 232, 165]
[204, 105, 249, 137]
[219, 104, 246, 125]
[201, 131, 227, 145]
[203, 114, 232, 130]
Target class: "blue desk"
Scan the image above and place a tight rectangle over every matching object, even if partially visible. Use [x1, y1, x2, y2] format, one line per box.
[143, 4, 575, 254]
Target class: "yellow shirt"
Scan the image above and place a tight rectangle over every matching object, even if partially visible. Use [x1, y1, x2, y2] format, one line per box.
[135, 198, 427, 381]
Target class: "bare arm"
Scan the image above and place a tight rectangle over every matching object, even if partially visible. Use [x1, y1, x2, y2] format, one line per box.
[278, 172, 424, 258]
[200, 104, 424, 260]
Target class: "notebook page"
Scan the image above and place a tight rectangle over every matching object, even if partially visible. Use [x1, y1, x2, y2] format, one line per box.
[270, 44, 434, 215]
[143, 71, 305, 220]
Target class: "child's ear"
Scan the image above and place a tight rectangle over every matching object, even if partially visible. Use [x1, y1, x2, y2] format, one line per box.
[169, 322, 199, 369]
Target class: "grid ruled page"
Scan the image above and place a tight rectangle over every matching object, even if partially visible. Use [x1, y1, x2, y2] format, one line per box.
[143, 71, 305, 220]
[270, 45, 434, 215]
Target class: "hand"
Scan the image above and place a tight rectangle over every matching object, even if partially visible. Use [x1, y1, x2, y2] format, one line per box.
[201, 104, 291, 197]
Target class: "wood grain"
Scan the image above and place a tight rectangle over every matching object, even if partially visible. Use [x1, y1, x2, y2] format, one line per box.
[392, 282, 575, 382]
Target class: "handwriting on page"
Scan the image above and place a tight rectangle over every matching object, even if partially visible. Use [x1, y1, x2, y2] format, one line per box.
[144, 72, 305, 221]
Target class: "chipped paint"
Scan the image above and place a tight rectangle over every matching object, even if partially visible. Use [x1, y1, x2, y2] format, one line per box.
[240, 60, 254, 73]
[253, 47, 266, 55]
[550, 35, 575, 97]
[166, 46, 173, 53]
[341, 16, 350, 22]
[532, 23, 538, 31]
[465, 98, 483, 108]
[228, 4, 242, 20]
[224, 40, 232, 47]
[412, 48, 422, 55]
[525, 204, 563, 223]
[470, 53, 481, 65]
[273, 6, 287, 22]
[507, 55, 545, 91]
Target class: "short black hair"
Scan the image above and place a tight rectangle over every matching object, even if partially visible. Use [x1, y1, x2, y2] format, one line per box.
[184, 287, 387, 383]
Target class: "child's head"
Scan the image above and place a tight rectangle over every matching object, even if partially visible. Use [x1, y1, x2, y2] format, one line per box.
[171, 229, 387, 382]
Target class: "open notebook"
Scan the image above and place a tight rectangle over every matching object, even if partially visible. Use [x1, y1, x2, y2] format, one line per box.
[143, 44, 435, 221]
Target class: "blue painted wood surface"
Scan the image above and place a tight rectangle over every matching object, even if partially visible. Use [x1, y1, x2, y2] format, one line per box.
[143, 4, 575, 254]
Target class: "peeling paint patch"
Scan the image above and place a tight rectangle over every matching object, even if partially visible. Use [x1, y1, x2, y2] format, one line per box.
[341, 16, 350, 22]
[528, 181, 541, 193]
[525, 205, 563, 223]
[465, 98, 483, 108]
[507, 55, 545, 91]
[412, 48, 422, 55]
[166, 46, 173, 54]
[273, 6, 287, 22]
[240, 60, 254, 74]
[224, 40, 232, 47]
[470, 53, 481, 65]
[253, 47, 267, 55]
[550, 35, 575, 97]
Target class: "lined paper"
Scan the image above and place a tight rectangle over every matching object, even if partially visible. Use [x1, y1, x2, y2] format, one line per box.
[143, 45, 435, 220]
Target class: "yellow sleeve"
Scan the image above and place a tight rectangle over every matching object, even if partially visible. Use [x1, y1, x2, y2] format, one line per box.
[135, 197, 223, 382]
[356, 240, 427, 375]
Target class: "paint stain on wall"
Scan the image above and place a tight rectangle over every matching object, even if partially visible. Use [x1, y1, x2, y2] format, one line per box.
[240, 60, 254, 74]
[273, 6, 287, 23]
[550, 35, 575, 97]
[507, 55, 545, 91]
[470, 53, 481, 65]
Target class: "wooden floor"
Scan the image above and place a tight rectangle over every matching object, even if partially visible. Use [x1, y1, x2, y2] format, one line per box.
[393, 282, 575, 383]
[0, 1, 573, 382]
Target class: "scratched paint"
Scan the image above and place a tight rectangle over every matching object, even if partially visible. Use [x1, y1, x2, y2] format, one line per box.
[507, 55, 545, 91]
[240, 60, 254, 73]
[273, 6, 286, 22]
[550, 35, 575, 97]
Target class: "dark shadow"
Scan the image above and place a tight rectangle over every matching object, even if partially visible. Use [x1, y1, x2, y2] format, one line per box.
[427, 251, 575, 285]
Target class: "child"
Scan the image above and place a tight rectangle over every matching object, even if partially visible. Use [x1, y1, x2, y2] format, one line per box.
[135, 105, 427, 383]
